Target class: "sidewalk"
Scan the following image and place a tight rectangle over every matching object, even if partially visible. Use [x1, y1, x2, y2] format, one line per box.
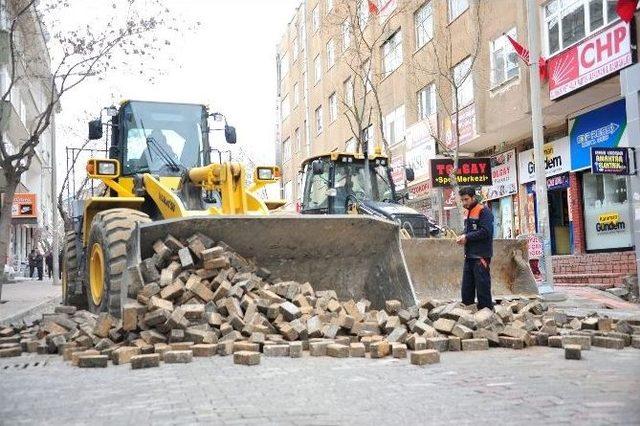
[0, 278, 61, 324]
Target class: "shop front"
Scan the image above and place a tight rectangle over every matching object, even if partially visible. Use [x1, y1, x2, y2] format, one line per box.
[569, 99, 633, 253]
[483, 149, 518, 239]
[518, 136, 572, 254]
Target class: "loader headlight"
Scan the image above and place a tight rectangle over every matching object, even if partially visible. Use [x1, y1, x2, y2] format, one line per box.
[97, 161, 116, 175]
[257, 168, 274, 180]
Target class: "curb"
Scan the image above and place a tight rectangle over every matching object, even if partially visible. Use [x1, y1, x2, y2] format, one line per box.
[0, 295, 61, 325]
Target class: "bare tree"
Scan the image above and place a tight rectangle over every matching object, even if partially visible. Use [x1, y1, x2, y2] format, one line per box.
[327, 1, 406, 156]
[0, 0, 179, 282]
[408, 0, 484, 218]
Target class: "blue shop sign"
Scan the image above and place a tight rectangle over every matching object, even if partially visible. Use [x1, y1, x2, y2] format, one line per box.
[569, 99, 627, 171]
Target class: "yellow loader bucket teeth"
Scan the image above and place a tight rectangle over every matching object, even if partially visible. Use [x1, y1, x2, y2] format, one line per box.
[402, 239, 539, 301]
[127, 215, 418, 309]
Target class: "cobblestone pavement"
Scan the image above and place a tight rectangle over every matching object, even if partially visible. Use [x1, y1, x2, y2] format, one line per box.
[1, 347, 638, 425]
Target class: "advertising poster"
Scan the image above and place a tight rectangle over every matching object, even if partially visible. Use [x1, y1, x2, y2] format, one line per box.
[485, 150, 517, 200]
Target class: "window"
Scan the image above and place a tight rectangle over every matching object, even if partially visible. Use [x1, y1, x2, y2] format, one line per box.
[293, 83, 300, 107]
[283, 137, 292, 161]
[327, 39, 335, 69]
[292, 38, 299, 62]
[342, 20, 351, 51]
[312, 5, 320, 32]
[415, 2, 433, 49]
[383, 105, 405, 146]
[284, 180, 293, 202]
[344, 77, 354, 107]
[329, 92, 338, 122]
[327, 0, 333, 12]
[382, 30, 403, 76]
[314, 55, 322, 83]
[453, 57, 474, 109]
[363, 125, 375, 151]
[544, 0, 621, 56]
[315, 106, 323, 134]
[295, 127, 301, 152]
[280, 52, 289, 79]
[490, 28, 519, 87]
[281, 95, 290, 119]
[358, 0, 369, 29]
[448, 0, 469, 22]
[417, 83, 436, 120]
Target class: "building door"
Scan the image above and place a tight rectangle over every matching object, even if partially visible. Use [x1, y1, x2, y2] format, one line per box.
[549, 189, 570, 255]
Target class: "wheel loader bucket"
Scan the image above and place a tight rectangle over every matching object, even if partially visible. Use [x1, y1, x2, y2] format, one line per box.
[127, 215, 418, 309]
[401, 238, 539, 301]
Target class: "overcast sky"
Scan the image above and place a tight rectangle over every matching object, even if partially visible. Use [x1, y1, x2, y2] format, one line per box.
[56, 0, 299, 187]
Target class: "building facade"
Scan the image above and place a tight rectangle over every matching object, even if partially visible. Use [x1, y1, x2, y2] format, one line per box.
[276, 0, 639, 289]
[0, 0, 57, 273]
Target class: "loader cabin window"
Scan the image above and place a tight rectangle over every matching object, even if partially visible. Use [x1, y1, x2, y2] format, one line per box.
[121, 102, 206, 176]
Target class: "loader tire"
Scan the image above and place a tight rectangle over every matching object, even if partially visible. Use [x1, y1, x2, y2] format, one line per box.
[86, 208, 150, 316]
[63, 230, 86, 309]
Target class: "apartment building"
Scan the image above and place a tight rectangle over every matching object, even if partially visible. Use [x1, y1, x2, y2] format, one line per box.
[276, 0, 639, 288]
[0, 0, 58, 271]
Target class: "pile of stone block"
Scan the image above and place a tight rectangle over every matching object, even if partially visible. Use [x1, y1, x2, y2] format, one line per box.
[1, 232, 639, 368]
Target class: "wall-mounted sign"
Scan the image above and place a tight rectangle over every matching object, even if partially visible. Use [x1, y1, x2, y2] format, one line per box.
[390, 144, 406, 190]
[518, 137, 571, 183]
[485, 150, 517, 200]
[546, 172, 570, 191]
[444, 103, 477, 149]
[408, 180, 432, 199]
[548, 21, 634, 100]
[405, 117, 437, 182]
[11, 193, 37, 219]
[591, 147, 634, 175]
[430, 157, 492, 188]
[570, 99, 627, 171]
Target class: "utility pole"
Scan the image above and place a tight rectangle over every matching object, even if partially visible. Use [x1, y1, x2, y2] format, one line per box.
[51, 114, 60, 286]
[526, 0, 554, 293]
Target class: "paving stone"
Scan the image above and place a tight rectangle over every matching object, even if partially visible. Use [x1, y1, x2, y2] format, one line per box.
[433, 318, 456, 334]
[425, 337, 449, 352]
[0, 347, 22, 358]
[164, 350, 193, 364]
[326, 343, 349, 358]
[565, 344, 582, 360]
[592, 336, 625, 350]
[499, 336, 524, 349]
[77, 355, 108, 368]
[130, 353, 160, 369]
[233, 341, 260, 353]
[392, 343, 407, 358]
[452, 324, 474, 340]
[192, 344, 218, 357]
[448, 336, 461, 352]
[217, 341, 234, 356]
[410, 349, 440, 366]
[370, 340, 391, 358]
[548, 335, 563, 348]
[309, 341, 331, 356]
[288, 341, 303, 358]
[562, 335, 591, 350]
[263, 344, 290, 357]
[631, 336, 640, 349]
[233, 350, 260, 366]
[112, 346, 141, 365]
[349, 342, 366, 357]
[461, 338, 489, 351]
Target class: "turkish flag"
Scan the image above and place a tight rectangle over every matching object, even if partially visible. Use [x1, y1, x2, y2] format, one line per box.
[616, 0, 639, 23]
[368, 0, 379, 15]
[505, 34, 548, 81]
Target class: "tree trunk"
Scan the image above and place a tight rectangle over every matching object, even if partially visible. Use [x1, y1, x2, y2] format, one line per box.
[0, 174, 18, 299]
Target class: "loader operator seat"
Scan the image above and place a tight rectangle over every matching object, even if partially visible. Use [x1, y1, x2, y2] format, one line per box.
[138, 129, 180, 172]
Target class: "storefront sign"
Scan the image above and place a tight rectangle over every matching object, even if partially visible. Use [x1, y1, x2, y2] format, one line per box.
[591, 147, 633, 175]
[405, 118, 437, 182]
[570, 99, 628, 171]
[485, 150, 517, 200]
[546, 173, 570, 191]
[408, 180, 432, 199]
[444, 103, 477, 149]
[518, 137, 570, 184]
[430, 157, 492, 187]
[548, 21, 634, 100]
[390, 144, 405, 190]
[443, 187, 457, 209]
[11, 193, 37, 219]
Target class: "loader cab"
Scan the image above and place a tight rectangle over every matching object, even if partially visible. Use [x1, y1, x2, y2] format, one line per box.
[300, 153, 397, 214]
[89, 100, 237, 177]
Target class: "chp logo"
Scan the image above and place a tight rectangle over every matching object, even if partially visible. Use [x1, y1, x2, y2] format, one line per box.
[596, 212, 626, 233]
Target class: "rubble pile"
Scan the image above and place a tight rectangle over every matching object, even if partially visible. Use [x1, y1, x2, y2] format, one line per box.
[1, 232, 639, 368]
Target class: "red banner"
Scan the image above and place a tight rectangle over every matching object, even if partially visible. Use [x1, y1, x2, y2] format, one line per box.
[548, 21, 633, 100]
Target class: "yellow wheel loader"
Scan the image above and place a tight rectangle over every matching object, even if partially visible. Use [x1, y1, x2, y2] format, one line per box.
[299, 151, 539, 300]
[62, 100, 418, 316]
